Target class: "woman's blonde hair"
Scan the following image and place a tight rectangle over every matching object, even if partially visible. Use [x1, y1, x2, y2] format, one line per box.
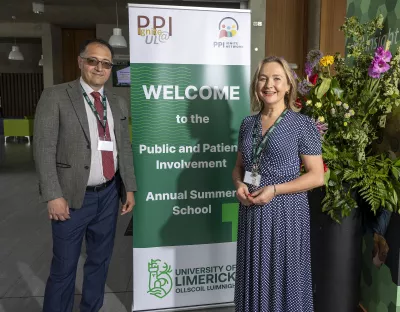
[250, 56, 299, 112]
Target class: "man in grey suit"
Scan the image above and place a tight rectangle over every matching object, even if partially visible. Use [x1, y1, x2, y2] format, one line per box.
[33, 38, 136, 312]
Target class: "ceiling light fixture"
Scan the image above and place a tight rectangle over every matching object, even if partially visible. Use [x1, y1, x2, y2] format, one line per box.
[8, 16, 24, 61]
[108, 0, 127, 48]
[38, 54, 43, 66]
[32, 1, 44, 14]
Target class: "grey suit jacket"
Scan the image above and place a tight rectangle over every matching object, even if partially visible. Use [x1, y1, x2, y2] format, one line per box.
[33, 79, 137, 209]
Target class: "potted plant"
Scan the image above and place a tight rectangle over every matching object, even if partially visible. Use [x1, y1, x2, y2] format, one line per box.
[295, 14, 400, 312]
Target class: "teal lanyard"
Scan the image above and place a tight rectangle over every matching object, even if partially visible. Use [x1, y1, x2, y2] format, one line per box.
[251, 109, 287, 173]
[81, 85, 108, 130]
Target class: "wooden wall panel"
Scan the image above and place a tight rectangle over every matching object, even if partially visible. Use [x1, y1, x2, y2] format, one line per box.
[320, 0, 346, 56]
[265, 0, 308, 76]
[0, 73, 43, 117]
[62, 29, 96, 83]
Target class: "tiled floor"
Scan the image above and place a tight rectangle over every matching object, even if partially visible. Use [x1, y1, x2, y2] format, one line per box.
[0, 137, 234, 312]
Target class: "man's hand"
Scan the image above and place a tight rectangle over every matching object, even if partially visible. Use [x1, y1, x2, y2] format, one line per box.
[48, 197, 70, 221]
[121, 191, 135, 215]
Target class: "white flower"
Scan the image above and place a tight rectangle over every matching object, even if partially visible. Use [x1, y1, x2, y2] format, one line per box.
[315, 102, 322, 108]
[349, 109, 355, 116]
[343, 103, 349, 110]
[345, 113, 351, 118]
[336, 101, 342, 106]
[331, 108, 336, 115]
[306, 100, 312, 106]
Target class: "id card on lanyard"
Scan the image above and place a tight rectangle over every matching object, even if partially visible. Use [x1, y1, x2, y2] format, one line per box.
[81, 85, 114, 152]
[243, 109, 287, 187]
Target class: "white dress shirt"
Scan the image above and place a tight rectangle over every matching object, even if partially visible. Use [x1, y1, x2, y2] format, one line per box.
[80, 77, 118, 186]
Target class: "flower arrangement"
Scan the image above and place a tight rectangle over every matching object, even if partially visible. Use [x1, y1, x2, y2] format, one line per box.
[296, 14, 400, 222]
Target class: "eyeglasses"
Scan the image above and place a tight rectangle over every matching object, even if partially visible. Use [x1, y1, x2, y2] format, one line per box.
[81, 57, 113, 69]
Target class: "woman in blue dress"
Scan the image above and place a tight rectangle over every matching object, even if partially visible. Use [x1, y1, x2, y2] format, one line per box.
[232, 56, 325, 311]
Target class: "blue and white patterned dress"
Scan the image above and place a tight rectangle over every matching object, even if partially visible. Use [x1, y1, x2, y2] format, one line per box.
[234, 110, 321, 312]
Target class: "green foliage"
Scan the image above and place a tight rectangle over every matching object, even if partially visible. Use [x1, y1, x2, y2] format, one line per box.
[341, 15, 384, 58]
[297, 14, 400, 222]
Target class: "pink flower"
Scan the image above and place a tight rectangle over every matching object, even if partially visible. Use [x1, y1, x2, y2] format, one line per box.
[375, 46, 392, 62]
[368, 57, 390, 79]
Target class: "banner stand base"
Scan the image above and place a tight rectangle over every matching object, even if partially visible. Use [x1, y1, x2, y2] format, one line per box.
[133, 302, 234, 312]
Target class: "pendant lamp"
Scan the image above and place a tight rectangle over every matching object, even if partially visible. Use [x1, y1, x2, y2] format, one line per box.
[108, 1, 127, 48]
[8, 17, 24, 61]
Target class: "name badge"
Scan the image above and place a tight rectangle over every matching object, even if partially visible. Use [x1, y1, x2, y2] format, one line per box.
[244, 171, 261, 187]
[98, 140, 114, 151]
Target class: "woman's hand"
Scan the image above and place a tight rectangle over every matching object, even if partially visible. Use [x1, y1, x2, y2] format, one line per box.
[248, 185, 275, 205]
[236, 181, 252, 206]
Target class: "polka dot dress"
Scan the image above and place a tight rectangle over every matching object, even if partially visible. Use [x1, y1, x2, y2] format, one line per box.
[234, 110, 321, 312]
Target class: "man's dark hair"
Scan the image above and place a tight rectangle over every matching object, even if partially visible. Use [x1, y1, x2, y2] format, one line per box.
[79, 38, 114, 58]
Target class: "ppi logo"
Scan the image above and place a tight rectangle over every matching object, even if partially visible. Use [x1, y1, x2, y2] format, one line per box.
[214, 17, 243, 49]
[218, 17, 239, 39]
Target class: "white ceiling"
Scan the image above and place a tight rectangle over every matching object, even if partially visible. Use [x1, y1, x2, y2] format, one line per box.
[0, 0, 243, 28]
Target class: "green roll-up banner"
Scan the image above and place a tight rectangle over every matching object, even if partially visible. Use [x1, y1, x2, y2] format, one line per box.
[128, 4, 251, 311]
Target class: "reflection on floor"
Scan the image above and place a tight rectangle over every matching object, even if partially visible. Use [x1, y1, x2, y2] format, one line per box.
[0, 136, 234, 312]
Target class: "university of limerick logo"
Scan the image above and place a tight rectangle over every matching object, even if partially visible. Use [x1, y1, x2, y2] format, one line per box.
[147, 259, 173, 299]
